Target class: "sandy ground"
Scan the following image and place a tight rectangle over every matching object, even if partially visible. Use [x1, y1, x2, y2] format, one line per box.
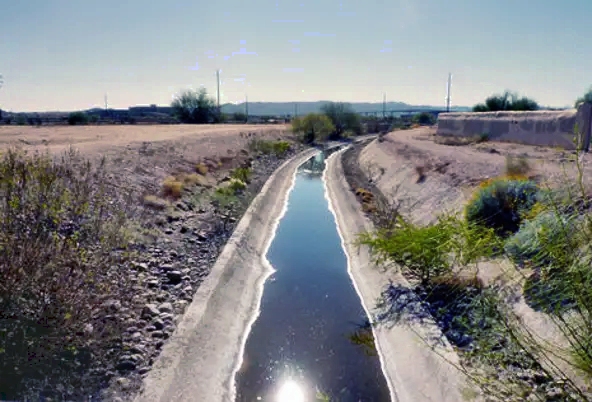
[358, 127, 592, 394]
[0, 124, 289, 154]
[0, 124, 292, 201]
[135, 149, 318, 402]
[324, 148, 473, 402]
[360, 127, 591, 225]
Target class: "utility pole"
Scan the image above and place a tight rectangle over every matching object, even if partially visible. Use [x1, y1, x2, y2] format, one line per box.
[216, 69, 221, 116]
[383, 92, 386, 119]
[104, 93, 108, 110]
[294, 102, 298, 118]
[445, 73, 452, 113]
[245, 95, 249, 123]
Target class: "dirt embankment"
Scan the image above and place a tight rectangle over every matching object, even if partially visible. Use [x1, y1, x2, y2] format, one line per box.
[0, 124, 305, 400]
[347, 128, 592, 400]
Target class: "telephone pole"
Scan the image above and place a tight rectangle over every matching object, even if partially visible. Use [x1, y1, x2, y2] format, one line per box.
[216, 69, 221, 116]
[104, 93, 108, 110]
[445, 73, 452, 113]
[294, 102, 298, 118]
[245, 95, 249, 123]
[383, 92, 386, 119]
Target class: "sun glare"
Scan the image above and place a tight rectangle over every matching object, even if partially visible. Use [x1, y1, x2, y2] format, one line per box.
[276, 380, 305, 402]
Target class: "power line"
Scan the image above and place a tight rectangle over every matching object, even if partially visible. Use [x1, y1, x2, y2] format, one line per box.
[216, 69, 220, 112]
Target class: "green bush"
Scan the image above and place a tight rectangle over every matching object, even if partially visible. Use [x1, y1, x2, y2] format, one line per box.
[358, 218, 454, 284]
[231, 167, 252, 183]
[465, 178, 540, 235]
[505, 211, 579, 268]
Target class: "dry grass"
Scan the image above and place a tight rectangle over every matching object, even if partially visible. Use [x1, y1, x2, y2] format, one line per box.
[434, 133, 489, 146]
[180, 172, 209, 187]
[142, 194, 169, 210]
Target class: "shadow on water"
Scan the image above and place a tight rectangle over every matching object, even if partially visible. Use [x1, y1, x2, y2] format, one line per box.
[235, 147, 390, 402]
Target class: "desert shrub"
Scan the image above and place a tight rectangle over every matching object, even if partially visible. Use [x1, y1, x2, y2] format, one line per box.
[67, 111, 89, 125]
[472, 91, 539, 112]
[247, 139, 291, 157]
[215, 179, 246, 197]
[575, 86, 592, 108]
[0, 148, 136, 399]
[142, 194, 169, 210]
[15, 114, 27, 126]
[465, 178, 540, 235]
[412, 112, 436, 126]
[195, 163, 208, 175]
[180, 172, 208, 187]
[358, 218, 454, 284]
[231, 167, 252, 183]
[162, 176, 183, 199]
[505, 155, 531, 176]
[505, 211, 579, 269]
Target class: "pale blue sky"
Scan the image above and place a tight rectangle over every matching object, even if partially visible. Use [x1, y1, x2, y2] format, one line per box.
[1, 0, 590, 111]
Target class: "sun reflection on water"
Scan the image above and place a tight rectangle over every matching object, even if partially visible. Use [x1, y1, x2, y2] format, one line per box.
[276, 379, 305, 402]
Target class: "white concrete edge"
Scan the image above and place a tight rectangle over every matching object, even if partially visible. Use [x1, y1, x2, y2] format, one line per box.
[323, 147, 474, 402]
[321, 148, 400, 402]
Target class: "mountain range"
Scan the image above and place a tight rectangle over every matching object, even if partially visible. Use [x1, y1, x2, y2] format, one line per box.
[219, 101, 471, 116]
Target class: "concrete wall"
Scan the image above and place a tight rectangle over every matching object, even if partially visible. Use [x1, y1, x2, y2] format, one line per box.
[436, 103, 592, 150]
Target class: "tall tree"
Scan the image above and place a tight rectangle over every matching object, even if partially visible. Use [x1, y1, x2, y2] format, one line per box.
[320, 102, 362, 138]
[171, 88, 217, 124]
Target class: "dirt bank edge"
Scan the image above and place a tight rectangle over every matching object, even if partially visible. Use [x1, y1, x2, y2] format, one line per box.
[135, 148, 319, 402]
[324, 147, 472, 402]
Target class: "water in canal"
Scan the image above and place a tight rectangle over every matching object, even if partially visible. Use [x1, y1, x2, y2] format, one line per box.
[234, 149, 391, 402]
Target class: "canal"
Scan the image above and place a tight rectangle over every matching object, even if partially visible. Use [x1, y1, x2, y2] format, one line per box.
[234, 149, 390, 402]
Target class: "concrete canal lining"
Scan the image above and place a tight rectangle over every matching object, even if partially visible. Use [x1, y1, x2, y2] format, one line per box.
[324, 147, 472, 402]
[135, 149, 318, 402]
